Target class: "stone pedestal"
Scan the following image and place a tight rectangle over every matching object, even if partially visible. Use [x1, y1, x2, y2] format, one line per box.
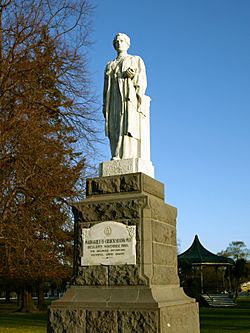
[99, 158, 155, 178]
[48, 173, 200, 333]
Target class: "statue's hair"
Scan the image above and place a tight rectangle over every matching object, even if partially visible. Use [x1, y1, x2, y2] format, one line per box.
[113, 33, 130, 48]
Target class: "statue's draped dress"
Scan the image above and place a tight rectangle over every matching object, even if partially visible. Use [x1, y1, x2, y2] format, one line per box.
[103, 55, 147, 159]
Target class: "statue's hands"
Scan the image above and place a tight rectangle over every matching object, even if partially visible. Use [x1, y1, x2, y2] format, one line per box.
[124, 68, 135, 79]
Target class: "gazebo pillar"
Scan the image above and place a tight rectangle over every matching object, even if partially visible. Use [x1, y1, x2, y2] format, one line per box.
[200, 266, 204, 294]
[215, 267, 219, 292]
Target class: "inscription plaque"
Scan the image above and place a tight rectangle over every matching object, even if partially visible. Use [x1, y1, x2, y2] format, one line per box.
[81, 221, 136, 266]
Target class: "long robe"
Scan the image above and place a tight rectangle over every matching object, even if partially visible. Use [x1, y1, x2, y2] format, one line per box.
[103, 54, 147, 159]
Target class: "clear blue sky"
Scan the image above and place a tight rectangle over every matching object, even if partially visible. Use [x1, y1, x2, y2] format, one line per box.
[88, 0, 250, 254]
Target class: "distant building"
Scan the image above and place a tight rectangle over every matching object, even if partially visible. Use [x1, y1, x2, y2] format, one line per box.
[241, 281, 250, 292]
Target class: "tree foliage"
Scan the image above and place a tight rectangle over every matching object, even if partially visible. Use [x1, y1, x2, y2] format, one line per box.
[0, 0, 96, 311]
[218, 241, 250, 297]
[218, 241, 250, 261]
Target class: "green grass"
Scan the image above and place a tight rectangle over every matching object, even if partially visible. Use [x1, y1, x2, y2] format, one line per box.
[0, 303, 47, 333]
[0, 298, 249, 332]
[200, 298, 250, 333]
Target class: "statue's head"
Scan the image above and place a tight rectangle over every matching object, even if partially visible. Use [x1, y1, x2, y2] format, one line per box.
[113, 33, 130, 52]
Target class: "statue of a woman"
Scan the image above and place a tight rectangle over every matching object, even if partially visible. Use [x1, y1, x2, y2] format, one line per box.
[103, 33, 147, 160]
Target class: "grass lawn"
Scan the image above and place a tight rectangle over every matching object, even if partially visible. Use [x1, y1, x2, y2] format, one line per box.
[0, 302, 47, 333]
[200, 298, 250, 333]
[0, 298, 249, 332]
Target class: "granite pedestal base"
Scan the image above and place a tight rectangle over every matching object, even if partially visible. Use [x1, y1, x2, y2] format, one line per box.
[48, 173, 200, 333]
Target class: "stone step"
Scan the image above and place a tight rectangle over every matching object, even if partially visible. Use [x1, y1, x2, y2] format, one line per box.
[201, 294, 236, 307]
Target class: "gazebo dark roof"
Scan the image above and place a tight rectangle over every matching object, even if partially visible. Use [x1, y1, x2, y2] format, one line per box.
[178, 235, 234, 266]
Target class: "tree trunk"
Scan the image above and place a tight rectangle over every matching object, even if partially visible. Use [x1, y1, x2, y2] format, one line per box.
[4, 289, 11, 303]
[19, 289, 36, 313]
[17, 292, 21, 307]
[234, 280, 240, 300]
[37, 283, 46, 311]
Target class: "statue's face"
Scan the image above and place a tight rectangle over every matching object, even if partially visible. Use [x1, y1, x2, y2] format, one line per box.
[113, 36, 129, 52]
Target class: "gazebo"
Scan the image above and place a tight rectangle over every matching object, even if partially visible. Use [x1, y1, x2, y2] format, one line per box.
[178, 235, 234, 294]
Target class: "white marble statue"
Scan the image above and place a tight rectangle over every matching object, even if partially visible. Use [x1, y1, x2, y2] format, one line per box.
[103, 33, 148, 160]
